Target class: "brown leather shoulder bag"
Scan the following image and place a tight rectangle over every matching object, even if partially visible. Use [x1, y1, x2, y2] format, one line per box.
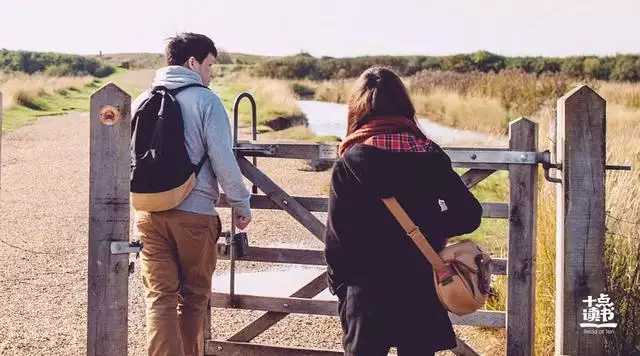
[382, 197, 494, 316]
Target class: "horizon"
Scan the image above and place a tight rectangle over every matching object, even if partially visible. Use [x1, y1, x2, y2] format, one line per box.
[2, 0, 640, 59]
[3, 46, 640, 60]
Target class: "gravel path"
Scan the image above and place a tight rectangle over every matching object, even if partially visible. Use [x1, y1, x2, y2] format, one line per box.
[0, 71, 505, 355]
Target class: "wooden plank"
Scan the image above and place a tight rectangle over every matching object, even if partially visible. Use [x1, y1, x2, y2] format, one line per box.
[237, 157, 326, 241]
[506, 118, 538, 356]
[218, 245, 326, 265]
[206, 340, 342, 356]
[235, 141, 327, 160]
[218, 193, 507, 218]
[216, 246, 508, 275]
[493, 258, 507, 275]
[87, 83, 131, 356]
[448, 310, 506, 328]
[482, 202, 508, 219]
[218, 193, 328, 212]
[452, 162, 509, 170]
[211, 293, 335, 316]
[555, 85, 607, 355]
[451, 337, 481, 356]
[461, 169, 496, 188]
[211, 294, 505, 328]
[228, 272, 328, 342]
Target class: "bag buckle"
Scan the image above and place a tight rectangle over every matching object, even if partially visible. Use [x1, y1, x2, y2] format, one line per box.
[475, 254, 496, 296]
[407, 226, 422, 239]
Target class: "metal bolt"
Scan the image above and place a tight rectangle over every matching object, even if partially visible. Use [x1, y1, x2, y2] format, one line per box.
[471, 154, 477, 160]
[283, 200, 288, 205]
[115, 244, 122, 251]
[283, 303, 289, 308]
[217, 346, 223, 351]
[521, 154, 527, 161]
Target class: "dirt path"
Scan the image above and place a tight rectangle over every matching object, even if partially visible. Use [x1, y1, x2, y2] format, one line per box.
[0, 70, 504, 355]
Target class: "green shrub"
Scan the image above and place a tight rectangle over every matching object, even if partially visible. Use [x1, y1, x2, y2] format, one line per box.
[251, 51, 640, 82]
[0, 49, 116, 78]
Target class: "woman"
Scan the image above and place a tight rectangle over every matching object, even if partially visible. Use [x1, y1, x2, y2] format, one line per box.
[324, 66, 483, 356]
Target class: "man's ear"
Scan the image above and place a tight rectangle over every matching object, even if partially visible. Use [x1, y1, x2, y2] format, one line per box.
[186, 56, 199, 70]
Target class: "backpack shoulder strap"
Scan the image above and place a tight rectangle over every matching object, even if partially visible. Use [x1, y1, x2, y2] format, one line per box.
[196, 155, 207, 174]
[167, 83, 209, 95]
[150, 83, 212, 177]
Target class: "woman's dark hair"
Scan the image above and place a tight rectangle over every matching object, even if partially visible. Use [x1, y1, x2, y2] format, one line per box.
[346, 66, 417, 135]
[165, 32, 218, 66]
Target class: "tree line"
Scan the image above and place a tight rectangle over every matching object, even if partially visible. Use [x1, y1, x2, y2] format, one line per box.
[252, 51, 640, 81]
[0, 49, 115, 77]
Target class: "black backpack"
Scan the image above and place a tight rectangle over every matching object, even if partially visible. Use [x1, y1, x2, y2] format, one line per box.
[130, 83, 208, 212]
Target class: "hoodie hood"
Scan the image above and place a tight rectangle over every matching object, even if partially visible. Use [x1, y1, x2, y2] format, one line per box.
[151, 66, 203, 90]
[341, 143, 448, 198]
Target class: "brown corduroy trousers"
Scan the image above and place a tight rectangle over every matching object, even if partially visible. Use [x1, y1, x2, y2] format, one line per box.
[134, 209, 221, 356]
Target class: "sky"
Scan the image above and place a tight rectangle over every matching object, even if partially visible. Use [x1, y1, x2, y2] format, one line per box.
[1, 0, 639, 58]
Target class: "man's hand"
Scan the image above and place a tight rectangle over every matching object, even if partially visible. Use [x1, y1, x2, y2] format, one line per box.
[235, 215, 251, 230]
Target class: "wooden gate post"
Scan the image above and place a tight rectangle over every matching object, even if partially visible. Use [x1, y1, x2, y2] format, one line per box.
[87, 83, 131, 356]
[507, 118, 538, 356]
[555, 85, 607, 355]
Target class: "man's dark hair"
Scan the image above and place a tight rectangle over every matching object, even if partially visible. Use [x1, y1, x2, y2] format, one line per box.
[165, 32, 218, 66]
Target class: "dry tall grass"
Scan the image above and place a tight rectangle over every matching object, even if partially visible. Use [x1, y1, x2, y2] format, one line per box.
[412, 90, 508, 134]
[596, 81, 640, 109]
[291, 70, 571, 135]
[213, 73, 307, 134]
[600, 103, 640, 356]
[0, 72, 93, 109]
[234, 74, 304, 121]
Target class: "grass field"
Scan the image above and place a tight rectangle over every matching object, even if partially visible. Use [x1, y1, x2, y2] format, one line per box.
[0, 72, 101, 132]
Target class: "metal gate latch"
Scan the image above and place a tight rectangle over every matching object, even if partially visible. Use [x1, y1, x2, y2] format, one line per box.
[110, 241, 143, 255]
[217, 232, 249, 258]
[538, 149, 632, 184]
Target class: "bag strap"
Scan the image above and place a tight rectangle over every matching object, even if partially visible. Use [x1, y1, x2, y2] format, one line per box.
[154, 83, 211, 177]
[381, 197, 445, 270]
[196, 155, 207, 175]
[167, 83, 208, 95]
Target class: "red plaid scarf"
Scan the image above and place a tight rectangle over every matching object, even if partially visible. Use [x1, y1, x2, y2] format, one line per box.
[338, 116, 427, 157]
[363, 132, 435, 152]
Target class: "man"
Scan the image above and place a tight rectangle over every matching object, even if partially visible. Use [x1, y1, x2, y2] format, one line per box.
[131, 32, 252, 356]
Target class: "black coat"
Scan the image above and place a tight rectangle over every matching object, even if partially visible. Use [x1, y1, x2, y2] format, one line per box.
[324, 142, 483, 352]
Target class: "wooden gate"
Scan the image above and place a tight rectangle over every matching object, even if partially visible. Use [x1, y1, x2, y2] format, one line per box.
[83, 83, 629, 355]
[205, 116, 538, 356]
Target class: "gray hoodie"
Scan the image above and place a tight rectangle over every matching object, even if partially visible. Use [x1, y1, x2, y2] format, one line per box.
[131, 66, 251, 218]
